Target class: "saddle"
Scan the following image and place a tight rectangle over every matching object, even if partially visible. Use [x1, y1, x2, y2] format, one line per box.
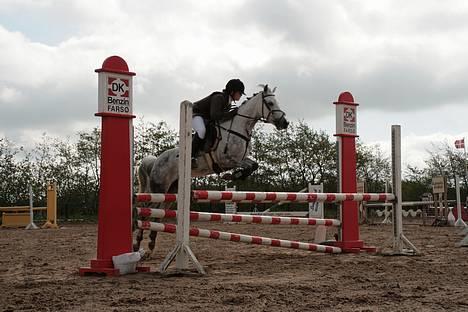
[197, 120, 252, 175]
[192, 121, 223, 174]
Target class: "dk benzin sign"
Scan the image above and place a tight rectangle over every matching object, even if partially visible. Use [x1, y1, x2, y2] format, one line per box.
[97, 72, 133, 115]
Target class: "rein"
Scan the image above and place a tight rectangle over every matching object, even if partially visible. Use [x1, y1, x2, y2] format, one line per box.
[235, 93, 286, 125]
[220, 91, 283, 157]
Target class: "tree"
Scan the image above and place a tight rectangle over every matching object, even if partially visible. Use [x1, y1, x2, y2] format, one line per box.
[424, 140, 467, 202]
[134, 118, 177, 163]
[0, 138, 32, 205]
[247, 122, 337, 192]
[356, 142, 391, 193]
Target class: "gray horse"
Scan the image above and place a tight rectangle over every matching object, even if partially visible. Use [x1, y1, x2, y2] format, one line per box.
[135, 85, 289, 254]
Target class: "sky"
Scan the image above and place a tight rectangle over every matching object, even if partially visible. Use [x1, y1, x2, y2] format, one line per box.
[1, 0, 468, 169]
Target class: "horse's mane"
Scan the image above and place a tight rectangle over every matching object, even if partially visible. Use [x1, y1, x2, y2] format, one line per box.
[239, 84, 276, 107]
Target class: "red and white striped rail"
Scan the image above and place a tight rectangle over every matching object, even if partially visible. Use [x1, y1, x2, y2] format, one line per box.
[193, 191, 394, 203]
[137, 208, 341, 227]
[137, 221, 342, 254]
[135, 193, 177, 203]
[135, 191, 395, 204]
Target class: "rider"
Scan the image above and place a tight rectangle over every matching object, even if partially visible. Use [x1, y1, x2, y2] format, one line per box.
[191, 79, 245, 168]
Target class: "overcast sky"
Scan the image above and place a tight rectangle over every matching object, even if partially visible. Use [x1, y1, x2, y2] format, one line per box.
[1, 0, 468, 168]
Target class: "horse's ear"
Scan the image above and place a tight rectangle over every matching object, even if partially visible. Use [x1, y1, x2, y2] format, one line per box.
[272, 87, 277, 93]
[263, 84, 268, 93]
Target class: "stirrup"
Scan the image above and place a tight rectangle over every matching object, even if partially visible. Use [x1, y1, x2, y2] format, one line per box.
[191, 157, 198, 169]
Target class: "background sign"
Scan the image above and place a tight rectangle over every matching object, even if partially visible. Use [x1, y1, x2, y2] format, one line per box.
[336, 104, 357, 136]
[308, 183, 324, 218]
[432, 176, 445, 194]
[98, 72, 133, 115]
[225, 186, 237, 214]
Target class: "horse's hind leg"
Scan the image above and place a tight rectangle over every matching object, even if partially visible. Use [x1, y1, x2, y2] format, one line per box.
[146, 202, 175, 255]
[134, 228, 145, 252]
[133, 157, 158, 254]
[147, 181, 178, 256]
[148, 230, 158, 253]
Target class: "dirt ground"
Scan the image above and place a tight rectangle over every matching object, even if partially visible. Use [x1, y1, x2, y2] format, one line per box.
[1, 220, 467, 312]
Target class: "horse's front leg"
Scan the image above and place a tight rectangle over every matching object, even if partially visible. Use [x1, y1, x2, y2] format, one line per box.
[134, 228, 145, 252]
[231, 157, 259, 180]
[132, 199, 146, 252]
[148, 229, 158, 253]
[133, 202, 159, 256]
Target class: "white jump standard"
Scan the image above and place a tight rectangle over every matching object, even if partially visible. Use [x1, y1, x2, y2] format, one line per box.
[391, 125, 420, 255]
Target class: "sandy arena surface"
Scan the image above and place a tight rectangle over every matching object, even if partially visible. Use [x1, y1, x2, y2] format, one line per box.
[1, 221, 468, 312]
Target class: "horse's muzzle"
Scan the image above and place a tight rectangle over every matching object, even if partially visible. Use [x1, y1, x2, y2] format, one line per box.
[275, 116, 289, 130]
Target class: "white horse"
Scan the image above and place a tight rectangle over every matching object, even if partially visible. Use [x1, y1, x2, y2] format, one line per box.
[135, 85, 289, 253]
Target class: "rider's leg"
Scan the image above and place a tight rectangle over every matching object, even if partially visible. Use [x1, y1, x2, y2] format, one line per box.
[191, 133, 204, 154]
[191, 116, 206, 168]
[192, 116, 206, 139]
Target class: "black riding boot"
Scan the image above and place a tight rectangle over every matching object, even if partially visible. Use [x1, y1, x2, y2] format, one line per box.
[191, 133, 203, 168]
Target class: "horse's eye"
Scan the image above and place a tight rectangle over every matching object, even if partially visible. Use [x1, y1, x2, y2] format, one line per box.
[267, 101, 274, 107]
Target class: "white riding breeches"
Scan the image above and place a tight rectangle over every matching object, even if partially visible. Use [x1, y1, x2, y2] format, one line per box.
[192, 116, 206, 139]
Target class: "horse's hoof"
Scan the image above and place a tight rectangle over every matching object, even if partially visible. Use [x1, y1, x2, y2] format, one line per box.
[141, 252, 151, 260]
[220, 173, 233, 180]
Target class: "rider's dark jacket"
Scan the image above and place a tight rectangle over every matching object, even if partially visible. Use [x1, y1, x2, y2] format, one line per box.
[193, 91, 237, 122]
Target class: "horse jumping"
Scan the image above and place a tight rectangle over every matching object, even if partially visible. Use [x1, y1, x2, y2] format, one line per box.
[135, 84, 289, 254]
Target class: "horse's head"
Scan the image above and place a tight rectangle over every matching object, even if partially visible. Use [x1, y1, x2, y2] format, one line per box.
[257, 84, 289, 130]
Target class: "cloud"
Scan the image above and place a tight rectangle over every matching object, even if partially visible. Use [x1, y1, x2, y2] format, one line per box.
[233, 0, 468, 113]
[1, 0, 468, 169]
[0, 85, 22, 104]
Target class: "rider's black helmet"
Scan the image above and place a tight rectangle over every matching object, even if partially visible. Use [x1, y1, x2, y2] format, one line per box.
[225, 79, 245, 95]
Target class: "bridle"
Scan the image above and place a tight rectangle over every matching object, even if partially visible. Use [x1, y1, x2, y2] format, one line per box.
[216, 91, 287, 166]
[236, 92, 286, 126]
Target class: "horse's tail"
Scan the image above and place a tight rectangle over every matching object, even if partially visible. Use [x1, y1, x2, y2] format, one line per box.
[137, 156, 157, 193]
[138, 164, 150, 193]
[137, 164, 148, 193]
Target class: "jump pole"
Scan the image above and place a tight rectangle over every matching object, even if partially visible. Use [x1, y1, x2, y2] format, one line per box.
[136, 191, 394, 203]
[79, 56, 149, 276]
[139, 221, 342, 254]
[137, 207, 342, 226]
